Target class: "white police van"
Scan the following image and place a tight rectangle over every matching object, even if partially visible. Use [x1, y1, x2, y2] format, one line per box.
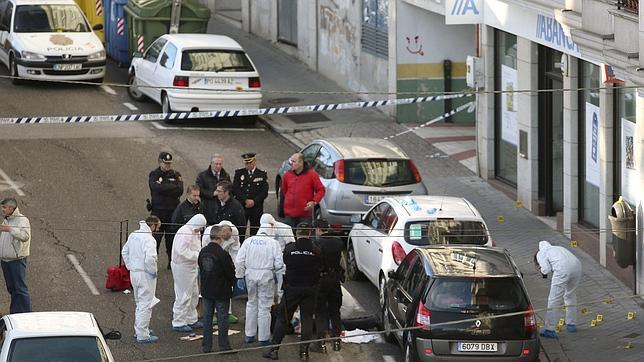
[0, 0, 105, 84]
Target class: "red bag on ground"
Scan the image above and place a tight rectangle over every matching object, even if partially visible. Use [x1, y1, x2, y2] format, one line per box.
[106, 264, 131, 291]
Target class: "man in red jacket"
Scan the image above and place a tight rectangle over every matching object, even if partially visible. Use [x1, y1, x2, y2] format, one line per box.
[281, 153, 326, 227]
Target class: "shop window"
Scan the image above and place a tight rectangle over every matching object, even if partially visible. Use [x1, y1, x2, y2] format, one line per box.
[614, 86, 637, 205]
[494, 30, 518, 185]
[578, 61, 600, 227]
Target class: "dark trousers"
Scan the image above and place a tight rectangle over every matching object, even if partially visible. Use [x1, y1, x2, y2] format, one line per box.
[271, 286, 317, 351]
[152, 210, 174, 261]
[244, 209, 262, 237]
[202, 298, 231, 353]
[283, 216, 309, 228]
[1, 258, 32, 314]
[315, 276, 342, 339]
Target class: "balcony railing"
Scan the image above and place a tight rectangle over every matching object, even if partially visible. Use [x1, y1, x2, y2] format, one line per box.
[617, 0, 639, 14]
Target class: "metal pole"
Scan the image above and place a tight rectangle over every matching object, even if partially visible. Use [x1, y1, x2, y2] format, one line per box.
[169, 0, 183, 34]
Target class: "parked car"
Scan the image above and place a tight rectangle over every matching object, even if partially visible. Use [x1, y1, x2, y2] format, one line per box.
[382, 246, 538, 361]
[275, 138, 428, 231]
[128, 33, 262, 114]
[347, 195, 493, 296]
[0, 311, 121, 361]
[0, 0, 106, 84]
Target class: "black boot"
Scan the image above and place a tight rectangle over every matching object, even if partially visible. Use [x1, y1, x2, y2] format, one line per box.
[262, 348, 278, 360]
[299, 345, 309, 361]
[333, 339, 341, 351]
[309, 342, 327, 353]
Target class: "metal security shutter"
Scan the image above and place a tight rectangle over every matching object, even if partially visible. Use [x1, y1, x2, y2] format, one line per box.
[361, 23, 388, 58]
[278, 0, 298, 46]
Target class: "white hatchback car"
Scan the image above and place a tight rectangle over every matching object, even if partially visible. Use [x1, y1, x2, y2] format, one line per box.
[0, 312, 121, 361]
[128, 33, 262, 114]
[0, 0, 106, 84]
[347, 196, 493, 306]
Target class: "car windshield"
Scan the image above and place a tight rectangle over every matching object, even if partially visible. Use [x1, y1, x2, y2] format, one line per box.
[405, 220, 488, 246]
[426, 277, 528, 313]
[13, 5, 90, 33]
[343, 159, 415, 187]
[9, 336, 108, 362]
[181, 50, 255, 72]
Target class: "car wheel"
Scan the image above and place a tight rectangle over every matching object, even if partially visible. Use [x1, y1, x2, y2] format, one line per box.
[346, 241, 364, 281]
[404, 332, 418, 362]
[10, 55, 22, 85]
[380, 285, 395, 343]
[127, 73, 145, 101]
[162, 93, 172, 114]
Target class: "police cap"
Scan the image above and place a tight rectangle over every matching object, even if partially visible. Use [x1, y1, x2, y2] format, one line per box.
[241, 152, 256, 163]
[159, 152, 173, 163]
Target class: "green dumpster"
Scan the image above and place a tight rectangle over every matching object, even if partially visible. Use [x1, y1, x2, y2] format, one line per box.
[124, 0, 210, 57]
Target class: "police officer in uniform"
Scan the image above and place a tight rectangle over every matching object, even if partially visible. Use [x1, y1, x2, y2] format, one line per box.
[233, 153, 268, 238]
[311, 218, 344, 353]
[263, 223, 321, 361]
[148, 152, 184, 269]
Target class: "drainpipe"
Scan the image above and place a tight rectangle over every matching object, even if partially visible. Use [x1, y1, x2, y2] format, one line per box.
[316, 0, 319, 72]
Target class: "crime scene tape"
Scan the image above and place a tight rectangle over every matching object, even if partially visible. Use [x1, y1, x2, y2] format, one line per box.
[383, 101, 476, 140]
[0, 93, 473, 125]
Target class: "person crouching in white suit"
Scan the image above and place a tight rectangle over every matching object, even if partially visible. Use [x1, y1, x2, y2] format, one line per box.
[235, 230, 284, 346]
[534, 240, 582, 338]
[171, 213, 207, 333]
[121, 216, 161, 343]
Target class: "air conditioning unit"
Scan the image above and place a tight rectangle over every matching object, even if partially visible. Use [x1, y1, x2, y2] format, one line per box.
[466, 56, 483, 89]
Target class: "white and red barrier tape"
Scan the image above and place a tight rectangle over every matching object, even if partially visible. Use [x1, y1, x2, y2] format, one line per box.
[0, 93, 474, 125]
[137, 35, 145, 53]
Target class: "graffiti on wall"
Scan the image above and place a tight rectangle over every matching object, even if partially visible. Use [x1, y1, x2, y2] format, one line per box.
[405, 35, 424, 56]
[319, 0, 359, 81]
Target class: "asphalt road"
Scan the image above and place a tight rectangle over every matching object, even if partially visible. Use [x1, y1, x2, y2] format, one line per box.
[0, 61, 401, 361]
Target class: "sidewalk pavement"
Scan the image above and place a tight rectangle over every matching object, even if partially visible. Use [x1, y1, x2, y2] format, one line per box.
[208, 18, 644, 361]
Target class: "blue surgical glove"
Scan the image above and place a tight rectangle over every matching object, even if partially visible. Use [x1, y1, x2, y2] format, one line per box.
[237, 278, 246, 290]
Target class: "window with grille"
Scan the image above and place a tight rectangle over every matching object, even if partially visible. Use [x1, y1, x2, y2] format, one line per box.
[362, 0, 388, 58]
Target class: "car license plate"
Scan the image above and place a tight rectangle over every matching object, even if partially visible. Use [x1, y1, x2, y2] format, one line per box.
[365, 195, 385, 204]
[53, 63, 82, 71]
[457, 342, 497, 352]
[191, 77, 244, 89]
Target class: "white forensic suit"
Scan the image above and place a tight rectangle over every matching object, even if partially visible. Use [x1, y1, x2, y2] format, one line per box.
[171, 214, 206, 328]
[121, 221, 160, 340]
[202, 220, 240, 260]
[235, 232, 284, 342]
[258, 213, 295, 251]
[536, 240, 582, 330]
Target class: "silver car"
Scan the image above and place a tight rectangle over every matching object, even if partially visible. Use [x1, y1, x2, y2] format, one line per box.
[276, 138, 428, 231]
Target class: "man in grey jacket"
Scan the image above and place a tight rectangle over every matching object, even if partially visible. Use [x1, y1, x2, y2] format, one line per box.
[0, 197, 32, 313]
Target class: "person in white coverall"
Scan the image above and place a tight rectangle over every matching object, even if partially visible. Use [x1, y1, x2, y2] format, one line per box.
[235, 230, 284, 345]
[534, 240, 582, 338]
[121, 216, 161, 343]
[171, 213, 207, 332]
[257, 213, 295, 251]
[202, 220, 241, 322]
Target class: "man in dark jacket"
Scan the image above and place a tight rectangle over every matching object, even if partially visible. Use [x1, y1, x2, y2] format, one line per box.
[196, 154, 231, 213]
[169, 185, 202, 269]
[233, 153, 269, 237]
[204, 181, 246, 231]
[263, 223, 321, 361]
[198, 225, 236, 354]
[281, 153, 325, 227]
[148, 152, 184, 262]
[311, 218, 344, 353]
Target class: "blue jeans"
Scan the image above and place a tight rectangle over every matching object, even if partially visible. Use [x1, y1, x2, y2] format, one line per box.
[202, 298, 230, 352]
[1, 258, 32, 314]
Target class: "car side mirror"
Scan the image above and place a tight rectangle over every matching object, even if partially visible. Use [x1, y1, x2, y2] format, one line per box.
[92, 23, 104, 31]
[350, 214, 362, 224]
[104, 330, 122, 340]
[388, 270, 399, 280]
[132, 51, 142, 58]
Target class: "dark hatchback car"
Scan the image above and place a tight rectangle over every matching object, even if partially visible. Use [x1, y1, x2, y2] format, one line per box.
[382, 246, 538, 361]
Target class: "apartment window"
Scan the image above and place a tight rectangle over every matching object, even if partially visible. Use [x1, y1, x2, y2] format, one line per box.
[578, 60, 600, 227]
[494, 30, 518, 185]
[362, 0, 388, 58]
